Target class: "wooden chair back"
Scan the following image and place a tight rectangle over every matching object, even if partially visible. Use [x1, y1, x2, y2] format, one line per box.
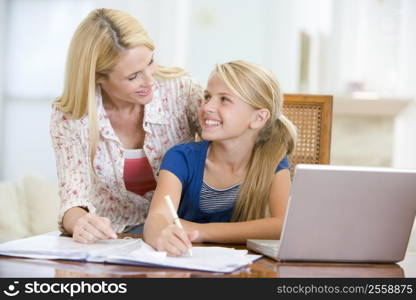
[283, 94, 333, 178]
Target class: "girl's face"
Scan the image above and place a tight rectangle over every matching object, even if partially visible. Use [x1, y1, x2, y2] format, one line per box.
[199, 75, 260, 142]
[98, 45, 157, 106]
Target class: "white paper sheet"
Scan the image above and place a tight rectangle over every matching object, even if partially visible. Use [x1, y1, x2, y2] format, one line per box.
[109, 242, 260, 273]
[0, 233, 261, 273]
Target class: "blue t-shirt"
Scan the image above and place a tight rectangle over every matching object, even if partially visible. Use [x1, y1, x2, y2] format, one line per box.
[160, 141, 290, 223]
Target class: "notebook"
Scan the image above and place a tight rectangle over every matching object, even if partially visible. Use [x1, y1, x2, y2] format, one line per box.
[247, 164, 416, 263]
[0, 232, 261, 273]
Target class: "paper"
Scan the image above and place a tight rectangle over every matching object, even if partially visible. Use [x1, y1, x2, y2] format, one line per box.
[109, 243, 260, 273]
[0, 233, 261, 273]
[0, 234, 140, 260]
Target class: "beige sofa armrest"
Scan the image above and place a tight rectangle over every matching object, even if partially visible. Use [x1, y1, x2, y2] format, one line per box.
[22, 173, 59, 236]
[0, 180, 30, 242]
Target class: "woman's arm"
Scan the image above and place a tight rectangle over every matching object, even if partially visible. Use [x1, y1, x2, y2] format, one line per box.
[62, 207, 88, 234]
[144, 170, 198, 256]
[62, 207, 117, 242]
[183, 169, 291, 244]
[50, 108, 116, 242]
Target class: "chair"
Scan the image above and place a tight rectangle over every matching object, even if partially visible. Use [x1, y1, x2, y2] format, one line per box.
[282, 94, 333, 178]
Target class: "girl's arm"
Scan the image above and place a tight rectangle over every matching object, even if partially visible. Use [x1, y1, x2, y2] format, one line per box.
[144, 170, 198, 256]
[182, 169, 291, 244]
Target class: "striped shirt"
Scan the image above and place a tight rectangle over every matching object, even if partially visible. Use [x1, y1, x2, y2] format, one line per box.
[160, 141, 290, 223]
[199, 182, 240, 213]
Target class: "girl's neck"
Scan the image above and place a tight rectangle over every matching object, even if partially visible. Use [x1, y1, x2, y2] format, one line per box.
[207, 138, 255, 173]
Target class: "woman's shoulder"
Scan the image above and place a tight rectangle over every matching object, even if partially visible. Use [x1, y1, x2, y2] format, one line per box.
[50, 105, 70, 126]
[51, 105, 80, 124]
[50, 104, 88, 136]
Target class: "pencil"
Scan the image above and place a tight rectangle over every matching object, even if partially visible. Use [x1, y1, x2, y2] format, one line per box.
[164, 195, 193, 256]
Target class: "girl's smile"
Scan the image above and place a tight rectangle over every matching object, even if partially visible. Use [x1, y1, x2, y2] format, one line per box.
[199, 75, 258, 142]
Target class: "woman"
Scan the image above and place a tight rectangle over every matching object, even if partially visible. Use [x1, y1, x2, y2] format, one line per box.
[144, 60, 296, 256]
[50, 8, 203, 243]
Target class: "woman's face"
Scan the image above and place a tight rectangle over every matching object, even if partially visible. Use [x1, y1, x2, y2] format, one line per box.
[99, 45, 157, 106]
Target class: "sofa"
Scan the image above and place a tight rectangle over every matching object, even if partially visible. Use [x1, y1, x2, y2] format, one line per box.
[0, 173, 59, 243]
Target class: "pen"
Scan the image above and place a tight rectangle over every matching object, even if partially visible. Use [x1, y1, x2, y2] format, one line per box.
[164, 195, 193, 256]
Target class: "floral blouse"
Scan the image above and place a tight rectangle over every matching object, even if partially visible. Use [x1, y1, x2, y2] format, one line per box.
[50, 76, 203, 233]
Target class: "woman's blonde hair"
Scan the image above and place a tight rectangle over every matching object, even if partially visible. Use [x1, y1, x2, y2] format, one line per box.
[212, 61, 297, 222]
[53, 8, 186, 172]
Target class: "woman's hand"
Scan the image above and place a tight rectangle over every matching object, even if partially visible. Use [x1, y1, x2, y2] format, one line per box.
[72, 213, 117, 243]
[155, 224, 199, 256]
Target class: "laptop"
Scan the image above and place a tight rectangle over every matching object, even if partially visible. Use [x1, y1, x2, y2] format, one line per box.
[247, 164, 416, 263]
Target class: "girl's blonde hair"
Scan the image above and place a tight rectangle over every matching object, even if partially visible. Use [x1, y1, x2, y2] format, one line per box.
[53, 8, 186, 172]
[212, 61, 297, 222]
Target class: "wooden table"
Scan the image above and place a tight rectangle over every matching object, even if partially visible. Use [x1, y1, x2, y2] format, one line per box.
[0, 235, 415, 278]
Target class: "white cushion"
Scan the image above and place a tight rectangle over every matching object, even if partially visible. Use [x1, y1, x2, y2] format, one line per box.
[0, 180, 30, 242]
[22, 173, 59, 235]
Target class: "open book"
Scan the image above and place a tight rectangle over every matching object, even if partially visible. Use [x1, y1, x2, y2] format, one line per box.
[0, 232, 261, 273]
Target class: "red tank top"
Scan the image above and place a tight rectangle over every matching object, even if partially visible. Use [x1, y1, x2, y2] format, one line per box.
[123, 149, 156, 196]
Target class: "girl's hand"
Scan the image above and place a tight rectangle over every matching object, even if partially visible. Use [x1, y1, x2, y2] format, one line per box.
[155, 224, 199, 256]
[72, 213, 117, 243]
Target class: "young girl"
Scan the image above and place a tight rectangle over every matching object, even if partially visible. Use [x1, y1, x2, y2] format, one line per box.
[144, 61, 297, 256]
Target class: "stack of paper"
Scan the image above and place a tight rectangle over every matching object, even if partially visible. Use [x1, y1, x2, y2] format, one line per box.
[109, 243, 258, 273]
[0, 233, 261, 273]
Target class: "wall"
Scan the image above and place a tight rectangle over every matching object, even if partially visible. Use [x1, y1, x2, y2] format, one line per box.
[3, 100, 56, 180]
[394, 101, 416, 168]
[329, 0, 416, 169]
[186, 0, 332, 92]
[186, 0, 273, 86]
[329, 0, 403, 95]
[1, 0, 97, 180]
[393, 0, 416, 169]
[331, 116, 394, 167]
[0, 0, 6, 179]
